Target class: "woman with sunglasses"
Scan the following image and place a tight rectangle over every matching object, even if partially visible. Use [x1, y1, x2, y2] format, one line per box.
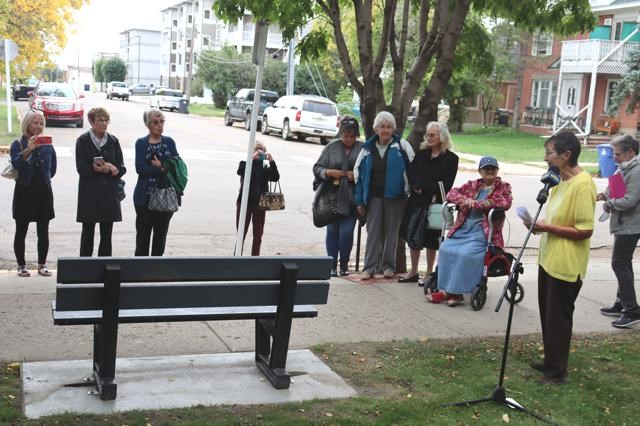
[313, 116, 363, 276]
[133, 109, 179, 256]
[75, 107, 126, 257]
[10, 110, 57, 277]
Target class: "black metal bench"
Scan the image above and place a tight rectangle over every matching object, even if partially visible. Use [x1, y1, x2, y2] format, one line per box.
[52, 256, 332, 401]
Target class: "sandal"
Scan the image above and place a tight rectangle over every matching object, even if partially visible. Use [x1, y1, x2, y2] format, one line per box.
[17, 266, 30, 277]
[37, 265, 52, 277]
[426, 291, 446, 304]
[447, 295, 464, 307]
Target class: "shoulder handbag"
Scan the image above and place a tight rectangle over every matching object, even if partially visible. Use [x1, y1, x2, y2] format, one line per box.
[426, 181, 453, 230]
[1, 159, 18, 180]
[148, 177, 179, 212]
[312, 181, 340, 228]
[116, 179, 126, 202]
[258, 181, 285, 211]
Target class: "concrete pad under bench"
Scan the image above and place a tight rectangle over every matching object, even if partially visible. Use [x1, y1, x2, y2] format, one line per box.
[22, 350, 356, 419]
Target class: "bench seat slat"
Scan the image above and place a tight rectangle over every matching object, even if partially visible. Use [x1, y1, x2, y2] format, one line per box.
[55, 281, 329, 311]
[52, 302, 319, 325]
[57, 256, 333, 284]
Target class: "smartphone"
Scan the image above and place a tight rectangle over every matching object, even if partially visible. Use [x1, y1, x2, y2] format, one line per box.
[35, 136, 52, 145]
[93, 156, 105, 166]
[258, 153, 266, 162]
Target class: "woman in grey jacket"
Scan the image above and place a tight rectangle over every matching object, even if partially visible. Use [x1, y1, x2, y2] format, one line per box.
[313, 116, 363, 276]
[597, 134, 640, 328]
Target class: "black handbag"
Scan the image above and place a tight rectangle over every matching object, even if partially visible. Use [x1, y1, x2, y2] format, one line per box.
[312, 181, 340, 228]
[116, 179, 126, 202]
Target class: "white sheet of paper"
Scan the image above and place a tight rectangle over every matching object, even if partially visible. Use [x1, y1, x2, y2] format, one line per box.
[516, 206, 533, 223]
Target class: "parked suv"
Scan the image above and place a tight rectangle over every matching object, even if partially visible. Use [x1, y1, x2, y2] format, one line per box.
[224, 89, 279, 131]
[106, 81, 129, 101]
[261, 95, 339, 145]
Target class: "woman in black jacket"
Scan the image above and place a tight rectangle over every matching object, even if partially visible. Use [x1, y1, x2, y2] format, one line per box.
[236, 141, 280, 256]
[399, 122, 458, 284]
[75, 107, 126, 256]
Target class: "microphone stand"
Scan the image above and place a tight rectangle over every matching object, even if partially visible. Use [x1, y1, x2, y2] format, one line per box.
[444, 187, 554, 424]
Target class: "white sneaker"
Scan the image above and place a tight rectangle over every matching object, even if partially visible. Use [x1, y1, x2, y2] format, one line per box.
[383, 269, 394, 278]
[359, 271, 372, 280]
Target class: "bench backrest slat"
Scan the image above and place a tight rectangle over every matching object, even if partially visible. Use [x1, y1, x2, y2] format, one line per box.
[57, 256, 333, 284]
[55, 282, 330, 311]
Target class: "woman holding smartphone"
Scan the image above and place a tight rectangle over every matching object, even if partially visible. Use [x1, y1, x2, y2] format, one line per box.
[133, 109, 179, 256]
[75, 107, 126, 256]
[236, 140, 279, 256]
[9, 110, 57, 277]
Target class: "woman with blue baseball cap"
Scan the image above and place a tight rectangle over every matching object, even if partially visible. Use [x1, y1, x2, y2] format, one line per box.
[427, 156, 512, 306]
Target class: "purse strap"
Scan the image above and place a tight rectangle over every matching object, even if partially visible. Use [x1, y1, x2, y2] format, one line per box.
[431, 181, 446, 203]
[268, 180, 282, 193]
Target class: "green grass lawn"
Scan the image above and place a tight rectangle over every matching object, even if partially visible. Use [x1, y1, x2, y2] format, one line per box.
[2, 333, 638, 424]
[452, 127, 599, 164]
[188, 103, 226, 118]
[0, 103, 21, 147]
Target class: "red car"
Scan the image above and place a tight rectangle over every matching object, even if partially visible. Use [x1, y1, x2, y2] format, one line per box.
[29, 82, 85, 128]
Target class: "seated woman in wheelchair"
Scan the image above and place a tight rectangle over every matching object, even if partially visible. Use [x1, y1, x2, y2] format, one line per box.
[427, 156, 513, 307]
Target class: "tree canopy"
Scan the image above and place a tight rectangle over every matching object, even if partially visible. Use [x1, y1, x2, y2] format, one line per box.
[0, 0, 87, 77]
[214, 0, 595, 141]
[609, 47, 640, 115]
[101, 58, 127, 83]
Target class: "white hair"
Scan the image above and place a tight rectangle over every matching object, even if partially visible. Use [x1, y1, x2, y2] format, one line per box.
[420, 121, 453, 152]
[373, 111, 396, 130]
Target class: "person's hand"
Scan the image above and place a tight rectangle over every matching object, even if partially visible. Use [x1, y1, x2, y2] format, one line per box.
[345, 171, 354, 181]
[524, 219, 546, 234]
[151, 156, 162, 168]
[596, 193, 607, 202]
[104, 162, 118, 176]
[92, 162, 107, 173]
[357, 205, 366, 217]
[266, 152, 273, 162]
[463, 198, 475, 207]
[413, 187, 423, 194]
[326, 169, 342, 179]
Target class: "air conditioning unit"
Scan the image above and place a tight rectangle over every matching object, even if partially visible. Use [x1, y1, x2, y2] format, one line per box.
[604, 18, 613, 26]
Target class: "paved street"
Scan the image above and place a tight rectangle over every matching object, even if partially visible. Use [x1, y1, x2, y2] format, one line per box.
[0, 92, 612, 267]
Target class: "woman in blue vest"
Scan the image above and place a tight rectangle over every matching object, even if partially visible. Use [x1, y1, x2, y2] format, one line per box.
[354, 111, 415, 280]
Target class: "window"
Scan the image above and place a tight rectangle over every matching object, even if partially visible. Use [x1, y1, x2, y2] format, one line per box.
[614, 22, 623, 41]
[186, 64, 190, 72]
[172, 19, 178, 27]
[531, 80, 558, 108]
[204, 10, 210, 19]
[171, 64, 176, 72]
[531, 32, 553, 56]
[171, 41, 177, 50]
[188, 15, 193, 24]
[178, 54, 182, 65]
[203, 36, 209, 46]
[187, 39, 191, 48]
[605, 80, 620, 112]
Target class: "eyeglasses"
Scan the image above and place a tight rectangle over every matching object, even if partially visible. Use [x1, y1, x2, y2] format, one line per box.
[150, 120, 165, 125]
[94, 118, 110, 123]
[426, 133, 438, 137]
[341, 118, 357, 125]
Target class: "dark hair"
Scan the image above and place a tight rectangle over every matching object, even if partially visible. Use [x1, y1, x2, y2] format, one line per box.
[545, 132, 581, 167]
[339, 115, 360, 137]
[611, 134, 639, 155]
[88, 107, 109, 124]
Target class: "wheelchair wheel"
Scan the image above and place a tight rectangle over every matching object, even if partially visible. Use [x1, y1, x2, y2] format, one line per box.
[471, 284, 487, 311]
[505, 283, 525, 304]
[422, 274, 437, 296]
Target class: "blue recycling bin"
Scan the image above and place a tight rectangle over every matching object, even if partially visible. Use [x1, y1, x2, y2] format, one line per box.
[597, 144, 617, 178]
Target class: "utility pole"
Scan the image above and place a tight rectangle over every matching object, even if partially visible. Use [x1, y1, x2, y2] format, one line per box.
[184, 16, 197, 100]
[285, 38, 296, 95]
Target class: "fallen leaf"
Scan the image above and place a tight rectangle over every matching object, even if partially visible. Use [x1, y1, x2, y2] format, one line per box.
[406, 393, 412, 398]
[374, 410, 381, 416]
[8, 362, 20, 368]
[604, 407, 610, 415]
[7, 395, 15, 399]
[298, 409, 305, 413]
[502, 414, 510, 423]
[324, 412, 333, 417]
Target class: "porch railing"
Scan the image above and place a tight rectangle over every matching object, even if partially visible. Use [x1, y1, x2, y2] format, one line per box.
[561, 39, 640, 64]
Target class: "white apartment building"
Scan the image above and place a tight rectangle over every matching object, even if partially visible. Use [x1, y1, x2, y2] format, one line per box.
[119, 29, 162, 88]
[160, 0, 287, 91]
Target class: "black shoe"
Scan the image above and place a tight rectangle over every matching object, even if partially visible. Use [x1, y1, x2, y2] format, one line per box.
[601, 303, 623, 317]
[529, 362, 546, 373]
[339, 268, 349, 276]
[612, 314, 640, 329]
[331, 268, 338, 277]
[537, 375, 567, 386]
[398, 274, 419, 283]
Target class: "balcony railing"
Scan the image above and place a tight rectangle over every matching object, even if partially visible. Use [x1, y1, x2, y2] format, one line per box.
[227, 30, 283, 48]
[561, 39, 640, 72]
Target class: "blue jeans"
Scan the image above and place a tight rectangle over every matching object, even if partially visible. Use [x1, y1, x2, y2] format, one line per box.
[325, 215, 357, 267]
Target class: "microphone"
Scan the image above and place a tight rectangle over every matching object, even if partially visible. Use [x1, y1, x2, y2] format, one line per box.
[536, 166, 561, 204]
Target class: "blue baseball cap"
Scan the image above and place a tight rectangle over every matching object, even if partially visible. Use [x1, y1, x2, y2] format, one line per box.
[479, 156, 499, 169]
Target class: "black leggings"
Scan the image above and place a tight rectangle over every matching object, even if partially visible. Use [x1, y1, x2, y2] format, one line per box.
[14, 219, 50, 266]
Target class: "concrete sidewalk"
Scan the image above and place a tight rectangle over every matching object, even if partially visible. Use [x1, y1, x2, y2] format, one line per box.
[0, 260, 627, 364]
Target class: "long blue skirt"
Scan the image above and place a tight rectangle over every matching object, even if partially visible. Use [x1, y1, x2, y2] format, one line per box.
[437, 215, 487, 294]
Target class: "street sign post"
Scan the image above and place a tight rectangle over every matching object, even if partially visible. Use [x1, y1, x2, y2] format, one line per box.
[2, 39, 19, 134]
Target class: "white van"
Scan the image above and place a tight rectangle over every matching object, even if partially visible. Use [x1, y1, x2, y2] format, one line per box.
[261, 95, 339, 145]
[150, 88, 184, 112]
